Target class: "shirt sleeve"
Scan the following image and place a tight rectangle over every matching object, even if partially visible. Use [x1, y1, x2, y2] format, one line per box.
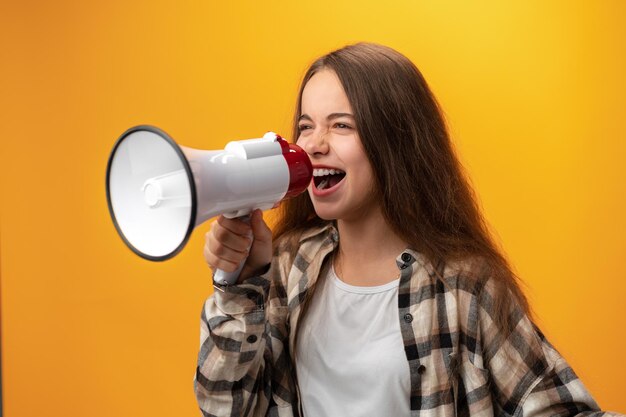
[520, 335, 622, 417]
[194, 275, 271, 417]
[475, 281, 621, 416]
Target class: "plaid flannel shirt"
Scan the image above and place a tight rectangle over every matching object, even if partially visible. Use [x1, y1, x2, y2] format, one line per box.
[195, 223, 619, 417]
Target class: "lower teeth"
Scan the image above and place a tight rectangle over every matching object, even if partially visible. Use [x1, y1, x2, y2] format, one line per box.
[318, 178, 329, 189]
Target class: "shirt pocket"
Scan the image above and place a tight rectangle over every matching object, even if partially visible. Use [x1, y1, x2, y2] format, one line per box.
[449, 353, 493, 417]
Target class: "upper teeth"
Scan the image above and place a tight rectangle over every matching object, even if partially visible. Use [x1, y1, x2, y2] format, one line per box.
[313, 168, 345, 177]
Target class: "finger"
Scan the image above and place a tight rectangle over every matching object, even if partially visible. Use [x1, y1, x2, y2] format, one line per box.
[204, 223, 250, 266]
[217, 215, 252, 236]
[250, 209, 272, 244]
[209, 221, 252, 253]
[203, 235, 247, 271]
[206, 232, 249, 263]
[204, 245, 240, 272]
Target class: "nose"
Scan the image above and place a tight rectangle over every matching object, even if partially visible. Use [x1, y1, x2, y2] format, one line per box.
[299, 129, 329, 156]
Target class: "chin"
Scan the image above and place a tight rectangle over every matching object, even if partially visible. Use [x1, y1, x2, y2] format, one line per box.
[310, 201, 341, 221]
[316, 213, 337, 221]
[312, 207, 338, 221]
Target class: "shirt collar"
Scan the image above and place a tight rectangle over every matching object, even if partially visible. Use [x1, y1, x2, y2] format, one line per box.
[298, 221, 337, 243]
[298, 222, 429, 273]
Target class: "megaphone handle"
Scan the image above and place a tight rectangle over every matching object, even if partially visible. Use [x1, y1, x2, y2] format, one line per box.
[213, 214, 252, 286]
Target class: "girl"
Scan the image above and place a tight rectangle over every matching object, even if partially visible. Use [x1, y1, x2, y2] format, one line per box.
[195, 43, 615, 417]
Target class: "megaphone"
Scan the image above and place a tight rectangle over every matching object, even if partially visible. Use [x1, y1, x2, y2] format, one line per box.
[105, 125, 312, 285]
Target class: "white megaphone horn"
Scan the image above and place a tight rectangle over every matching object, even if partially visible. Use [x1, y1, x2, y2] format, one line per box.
[105, 125, 313, 285]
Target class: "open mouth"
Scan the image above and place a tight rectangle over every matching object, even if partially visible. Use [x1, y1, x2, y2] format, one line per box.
[313, 168, 346, 190]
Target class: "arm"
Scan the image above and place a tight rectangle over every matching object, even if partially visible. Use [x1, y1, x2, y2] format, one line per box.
[520, 333, 620, 417]
[474, 281, 619, 416]
[195, 211, 276, 416]
[194, 277, 270, 416]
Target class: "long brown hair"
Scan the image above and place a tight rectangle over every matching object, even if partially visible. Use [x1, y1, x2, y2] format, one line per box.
[274, 42, 531, 335]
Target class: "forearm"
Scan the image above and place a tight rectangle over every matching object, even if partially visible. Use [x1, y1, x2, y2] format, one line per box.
[520, 354, 621, 417]
[194, 278, 269, 416]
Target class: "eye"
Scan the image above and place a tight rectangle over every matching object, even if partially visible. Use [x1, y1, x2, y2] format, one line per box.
[334, 123, 352, 129]
[298, 124, 313, 131]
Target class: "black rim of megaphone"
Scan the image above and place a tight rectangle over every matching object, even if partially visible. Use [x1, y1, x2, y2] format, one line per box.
[105, 124, 198, 262]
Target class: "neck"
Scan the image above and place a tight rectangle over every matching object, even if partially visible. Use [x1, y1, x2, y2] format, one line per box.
[336, 211, 405, 258]
[334, 207, 408, 286]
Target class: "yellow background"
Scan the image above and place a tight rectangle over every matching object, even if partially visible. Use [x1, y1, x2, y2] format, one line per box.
[1, 1, 625, 415]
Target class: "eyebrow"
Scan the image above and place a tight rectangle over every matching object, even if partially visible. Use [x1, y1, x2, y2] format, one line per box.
[298, 113, 355, 122]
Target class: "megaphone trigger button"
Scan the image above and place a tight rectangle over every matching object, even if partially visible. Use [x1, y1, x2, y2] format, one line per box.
[263, 131, 279, 141]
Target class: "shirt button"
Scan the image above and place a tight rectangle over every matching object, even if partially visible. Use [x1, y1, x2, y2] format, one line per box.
[404, 313, 413, 323]
[417, 364, 426, 374]
[401, 253, 412, 263]
[247, 335, 257, 344]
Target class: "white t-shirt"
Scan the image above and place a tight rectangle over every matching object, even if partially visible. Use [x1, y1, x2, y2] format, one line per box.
[295, 265, 411, 417]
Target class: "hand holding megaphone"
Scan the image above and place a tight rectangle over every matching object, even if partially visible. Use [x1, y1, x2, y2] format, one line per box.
[106, 125, 312, 285]
[205, 209, 273, 285]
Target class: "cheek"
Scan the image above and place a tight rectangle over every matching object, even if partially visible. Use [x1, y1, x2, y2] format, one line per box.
[354, 163, 378, 196]
[337, 140, 367, 167]
[295, 135, 307, 152]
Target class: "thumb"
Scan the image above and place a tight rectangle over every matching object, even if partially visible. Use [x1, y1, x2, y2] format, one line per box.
[250, 209, 272, 243]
